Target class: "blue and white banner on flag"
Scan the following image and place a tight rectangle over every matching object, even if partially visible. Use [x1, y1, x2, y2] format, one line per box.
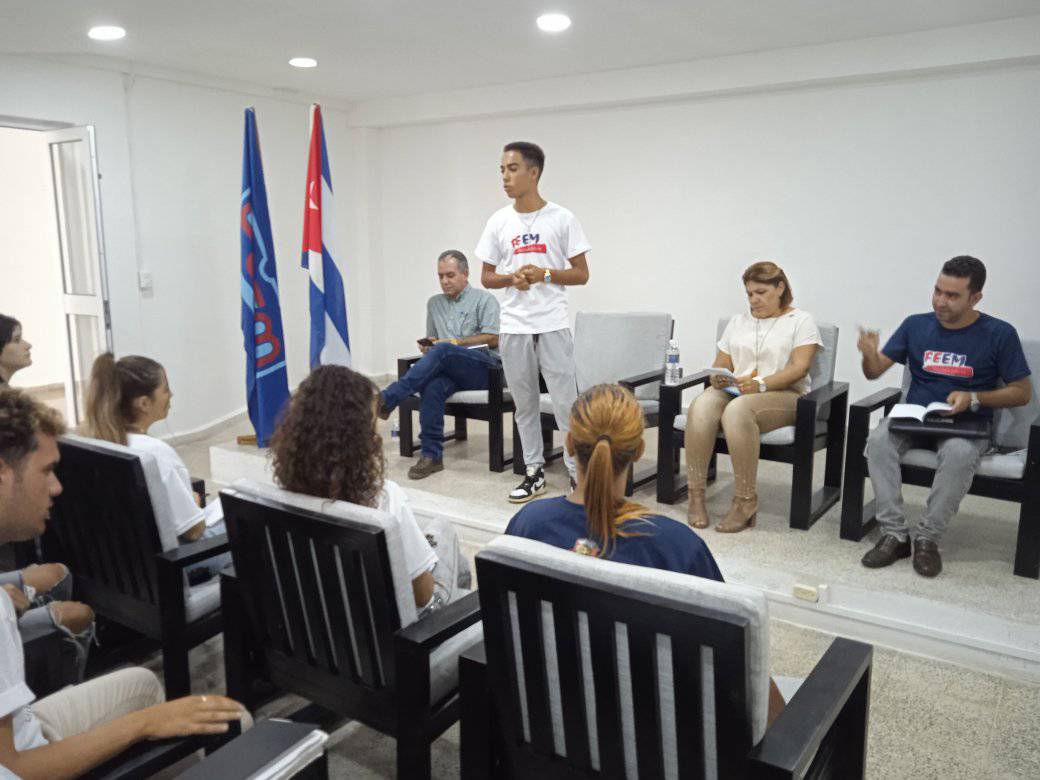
[241, 107, 290, 447]
[301, 103, 351, 368]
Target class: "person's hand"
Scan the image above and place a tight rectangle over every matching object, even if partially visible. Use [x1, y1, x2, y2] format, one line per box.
[512, 271, 531, 291]
[139, 695, 246, 740]
[734, 374, 760, 395]
[518, 264, 544, 283]
[942, 391, 973, 416]
[709, 374, 731, 390]
[857, 327, 880, 356]
[2, 584, 30, 617]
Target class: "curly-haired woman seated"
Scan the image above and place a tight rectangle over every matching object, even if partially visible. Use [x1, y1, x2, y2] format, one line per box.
[270, 365, 469, 614]
[685, 262, 822, 533]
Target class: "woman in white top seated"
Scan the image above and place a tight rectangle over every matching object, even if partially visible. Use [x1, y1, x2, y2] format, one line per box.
[84, 353, 231, 580]
[686, 262, 822, 533]
[269, 365, 469, 615]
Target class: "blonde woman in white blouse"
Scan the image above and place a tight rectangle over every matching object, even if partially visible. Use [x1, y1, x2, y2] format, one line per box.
[686, 262, 822, 533]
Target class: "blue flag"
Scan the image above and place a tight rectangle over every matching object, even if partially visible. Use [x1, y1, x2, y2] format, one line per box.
[241, 108, 290, 447]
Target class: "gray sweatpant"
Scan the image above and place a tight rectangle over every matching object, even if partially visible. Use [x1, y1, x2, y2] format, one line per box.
[500, 330, 579, 479]
[866, 416, 990, 544]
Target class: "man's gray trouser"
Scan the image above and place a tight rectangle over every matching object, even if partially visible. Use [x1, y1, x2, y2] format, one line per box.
[866, 416, 990, 544]
[499, 330, 579, 479]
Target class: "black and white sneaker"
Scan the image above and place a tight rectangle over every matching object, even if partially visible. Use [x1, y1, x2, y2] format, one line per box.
[509, 467, 547, 504]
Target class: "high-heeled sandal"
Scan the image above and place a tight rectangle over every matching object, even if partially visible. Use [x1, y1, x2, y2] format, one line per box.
[686, 488, 710, 529]
[715, 496, 758, 533]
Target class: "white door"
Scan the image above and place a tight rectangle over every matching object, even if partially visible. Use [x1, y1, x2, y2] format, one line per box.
[41, 126, 113, 425]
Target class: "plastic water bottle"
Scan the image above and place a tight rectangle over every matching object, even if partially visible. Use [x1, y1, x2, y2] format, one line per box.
[390, 414, 400, 439]
[664, 339, 682, 385]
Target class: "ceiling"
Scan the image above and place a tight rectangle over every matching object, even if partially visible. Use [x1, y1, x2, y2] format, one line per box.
[2, 1, 1038, 103]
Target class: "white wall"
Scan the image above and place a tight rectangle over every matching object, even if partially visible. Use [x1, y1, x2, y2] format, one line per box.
[364, 38, 1040, 403]
[0, 127, 65, 387]
[2, 13, 1039, 434]
[0, 56, 370, 435]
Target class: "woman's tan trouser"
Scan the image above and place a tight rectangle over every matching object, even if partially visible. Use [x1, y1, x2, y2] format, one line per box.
[684, 388, 799, 499]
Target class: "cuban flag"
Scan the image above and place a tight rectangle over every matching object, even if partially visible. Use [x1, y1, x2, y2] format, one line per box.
[302, 104, 351, 368]
[241, 108, 290, 447]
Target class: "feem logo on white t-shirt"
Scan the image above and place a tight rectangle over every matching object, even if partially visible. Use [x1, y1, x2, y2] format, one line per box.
[475, 202, 591, 335]
[512, 233, 546, 255]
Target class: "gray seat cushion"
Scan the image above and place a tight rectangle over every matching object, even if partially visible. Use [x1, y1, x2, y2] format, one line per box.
[900, 447, 1027, 480]
[673, 414, 826, 445]
[428, 589, 484, 705]
[185, 578, 222, 622]
[446, 389, 512, 404]
[483, 536, 770, 777]
[539, 392, 658, 417]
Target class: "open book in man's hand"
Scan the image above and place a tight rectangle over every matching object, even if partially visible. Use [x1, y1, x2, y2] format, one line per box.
[889, 402, 955, 422]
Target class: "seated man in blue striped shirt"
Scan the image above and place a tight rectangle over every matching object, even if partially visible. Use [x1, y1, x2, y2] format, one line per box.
[380, 250, 501, 479]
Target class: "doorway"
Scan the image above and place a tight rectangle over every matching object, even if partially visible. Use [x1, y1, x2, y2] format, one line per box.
[0, 120, 113, 425]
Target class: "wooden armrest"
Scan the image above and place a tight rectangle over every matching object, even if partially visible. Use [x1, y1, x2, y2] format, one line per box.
[798, 381, 849, 408]
[156, 534, 230, 568]
[850, 387, 902, 414]
[83, 730, 236, 779]
[749, 638, 872, 777]
[395, 590, 481, 654]
[658, 369, 711, 397]
[397, 355, 424, 378]
[619, 368, 665, 389]
[176, 719, 324, 779]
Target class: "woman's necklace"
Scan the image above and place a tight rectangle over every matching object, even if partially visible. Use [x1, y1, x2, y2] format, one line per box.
[753, 312, 782, 374]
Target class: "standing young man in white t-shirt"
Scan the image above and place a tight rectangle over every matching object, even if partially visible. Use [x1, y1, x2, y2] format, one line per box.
[476, 142, 591, 502]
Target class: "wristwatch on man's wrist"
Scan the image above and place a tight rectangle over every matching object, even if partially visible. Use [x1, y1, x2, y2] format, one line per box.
[969, 392, 980, 412]
[756, 377, 767, 393]
[543, 268, 553, 284]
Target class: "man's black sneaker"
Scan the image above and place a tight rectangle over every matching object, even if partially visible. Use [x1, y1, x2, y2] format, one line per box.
[509, 468, 547, 504]
[913, 538, 943, 578]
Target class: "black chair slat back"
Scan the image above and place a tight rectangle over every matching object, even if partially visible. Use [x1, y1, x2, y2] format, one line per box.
[477, 549, 757, 779]
[222, 490, 401, 696]
[45, 440, 163, 608]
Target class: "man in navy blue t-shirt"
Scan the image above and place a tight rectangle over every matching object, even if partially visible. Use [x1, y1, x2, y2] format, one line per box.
[856, 256, 1032, 577]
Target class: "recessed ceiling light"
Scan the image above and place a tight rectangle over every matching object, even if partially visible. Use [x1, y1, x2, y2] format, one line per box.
[289, 57, 318, 69]
[88, 25, 126, 41]
[536, 13, 571, 33]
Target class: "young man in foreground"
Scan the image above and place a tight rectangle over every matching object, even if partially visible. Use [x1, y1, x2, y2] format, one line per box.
[0, 388, 246, 779]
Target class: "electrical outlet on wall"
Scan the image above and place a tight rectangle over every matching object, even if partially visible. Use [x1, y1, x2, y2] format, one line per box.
[138, 269, 153, 291]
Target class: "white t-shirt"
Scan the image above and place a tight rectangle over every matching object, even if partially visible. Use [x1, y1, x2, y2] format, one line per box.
[475, 201, 591, 334]
[376, 480, 438, 581]
[717, 308, 823, 396]
[127, 433, 204, 538]
[0, 589, 48, 772]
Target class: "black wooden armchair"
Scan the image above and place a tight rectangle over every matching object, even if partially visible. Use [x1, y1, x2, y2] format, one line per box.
[395, 353, 516, 472]
[39, 434, 227, 696]
[461, 536, 873, 779]
[656, 320, 847, 530]
[220, 479, 483, 779]
[840, 340, 1040, 578]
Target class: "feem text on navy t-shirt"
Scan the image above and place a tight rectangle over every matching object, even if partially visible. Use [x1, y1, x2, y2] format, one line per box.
[882, 312, 1030, 419]
[505, 497, 724, 582]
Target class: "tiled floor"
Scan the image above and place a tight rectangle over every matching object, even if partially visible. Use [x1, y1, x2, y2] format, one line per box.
[170, 412, 1040, 779]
